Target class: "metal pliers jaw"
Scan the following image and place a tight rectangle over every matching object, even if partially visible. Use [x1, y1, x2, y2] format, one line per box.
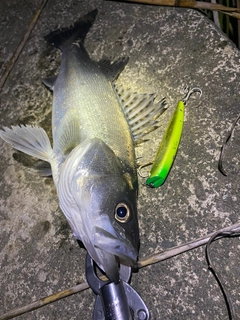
[85, 253, 150, 320]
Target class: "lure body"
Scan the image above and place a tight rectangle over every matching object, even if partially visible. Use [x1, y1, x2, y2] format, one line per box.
[146, 100, 185, 188]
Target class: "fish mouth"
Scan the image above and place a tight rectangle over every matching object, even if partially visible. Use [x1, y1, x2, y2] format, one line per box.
[93, 226, 138, 267]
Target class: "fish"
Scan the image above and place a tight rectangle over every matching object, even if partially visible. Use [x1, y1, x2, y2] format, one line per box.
[0, 10, 166, 283]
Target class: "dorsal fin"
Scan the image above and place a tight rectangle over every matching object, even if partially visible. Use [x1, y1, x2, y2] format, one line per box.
[115, 85, 167, 143]
[98, 57, 129, 82]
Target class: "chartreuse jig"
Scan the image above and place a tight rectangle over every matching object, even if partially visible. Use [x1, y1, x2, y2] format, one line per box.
[145, 88, 202, 188]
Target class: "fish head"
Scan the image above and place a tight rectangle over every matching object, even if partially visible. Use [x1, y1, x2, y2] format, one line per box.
[58, 138, 139, 283]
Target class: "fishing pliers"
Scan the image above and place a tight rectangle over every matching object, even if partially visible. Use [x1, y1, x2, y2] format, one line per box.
[85, 253, 150, 320]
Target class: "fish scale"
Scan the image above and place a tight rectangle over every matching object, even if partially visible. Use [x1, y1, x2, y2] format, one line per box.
[53, 44, 135, 173]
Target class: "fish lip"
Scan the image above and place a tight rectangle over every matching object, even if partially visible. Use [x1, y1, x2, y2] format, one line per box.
[92, 226, 138, 266]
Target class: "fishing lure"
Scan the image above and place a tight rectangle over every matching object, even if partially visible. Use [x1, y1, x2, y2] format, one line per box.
[146, 88, 202, 188]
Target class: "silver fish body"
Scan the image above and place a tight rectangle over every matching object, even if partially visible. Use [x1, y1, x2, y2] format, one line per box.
[0, 10, 166, 282]
[47, 11, 139, 282]
[1, 10, 139, 283]
[52, 43, 135, 168]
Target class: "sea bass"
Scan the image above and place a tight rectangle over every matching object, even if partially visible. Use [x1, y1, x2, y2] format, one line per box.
[0, 10, 165, 282]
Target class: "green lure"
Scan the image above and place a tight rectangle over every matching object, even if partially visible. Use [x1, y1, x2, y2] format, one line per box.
[146, 88, 202, 188]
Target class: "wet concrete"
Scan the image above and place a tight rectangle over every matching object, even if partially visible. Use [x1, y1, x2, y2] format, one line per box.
[1, 0, 240, 319]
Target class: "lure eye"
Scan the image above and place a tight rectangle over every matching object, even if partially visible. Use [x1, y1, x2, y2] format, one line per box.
[115, 203, 130, 223]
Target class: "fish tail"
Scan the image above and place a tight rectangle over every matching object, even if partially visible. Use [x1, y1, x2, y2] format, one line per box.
[44, 9, 98, 49]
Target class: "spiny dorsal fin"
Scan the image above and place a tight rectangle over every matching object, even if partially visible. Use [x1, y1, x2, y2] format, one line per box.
[58, 118, 81, 155]
[115, 85, 167, 143]
[44, 9, 98, 49]
[98, 57, 129, 82]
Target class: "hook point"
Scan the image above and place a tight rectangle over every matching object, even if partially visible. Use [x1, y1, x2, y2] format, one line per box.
[182, 87, 202, 105]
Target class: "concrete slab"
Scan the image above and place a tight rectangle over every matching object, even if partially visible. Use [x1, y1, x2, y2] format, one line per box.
[0, 0, 240, 319]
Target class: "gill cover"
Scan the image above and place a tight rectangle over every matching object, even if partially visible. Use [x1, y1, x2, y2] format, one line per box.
[57, 138, 139, 282]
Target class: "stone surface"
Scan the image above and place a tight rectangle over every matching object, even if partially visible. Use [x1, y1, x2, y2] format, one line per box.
[0, 0, 240, 319]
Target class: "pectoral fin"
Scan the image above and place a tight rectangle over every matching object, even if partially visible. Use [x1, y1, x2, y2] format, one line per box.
[57, 117, 81, 155]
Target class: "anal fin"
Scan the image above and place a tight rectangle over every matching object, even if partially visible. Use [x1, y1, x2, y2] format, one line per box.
[42, 76, 57, 90]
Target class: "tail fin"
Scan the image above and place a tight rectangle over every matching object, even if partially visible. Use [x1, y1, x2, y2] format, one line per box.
[44, 9, 98, 49]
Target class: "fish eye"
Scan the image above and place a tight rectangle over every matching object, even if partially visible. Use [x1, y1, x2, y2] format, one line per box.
[115, 203, 130, 223]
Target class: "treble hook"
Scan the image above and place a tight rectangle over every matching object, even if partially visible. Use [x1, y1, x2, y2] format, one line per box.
[182, 87, 202, 105]
[138, 162, 152, 178]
